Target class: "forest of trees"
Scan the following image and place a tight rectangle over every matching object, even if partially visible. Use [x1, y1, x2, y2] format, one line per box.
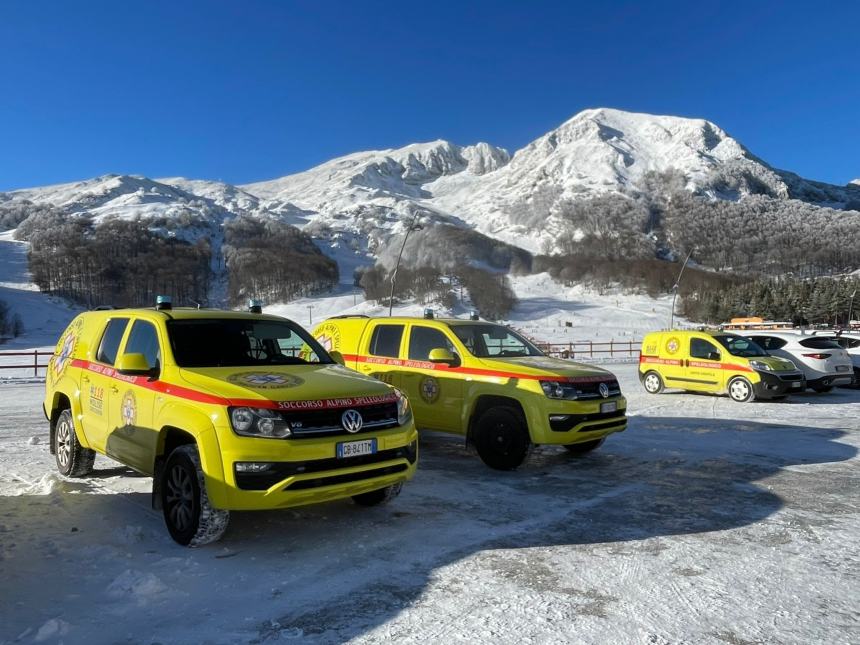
[223, 215, 338, 307]
[357, 262, 518, 320]
[0, 300, 24, 340]
[682, 276, 860, 326]
[24, 215, 211, 307]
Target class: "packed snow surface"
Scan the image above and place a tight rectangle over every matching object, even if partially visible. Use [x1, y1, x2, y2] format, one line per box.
[1, 367, 858, 644]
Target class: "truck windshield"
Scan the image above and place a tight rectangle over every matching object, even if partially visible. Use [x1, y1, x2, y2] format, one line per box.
[714, 334, 768, 358]
[450, 323, 544, 358]
[167, 318, 333, 367]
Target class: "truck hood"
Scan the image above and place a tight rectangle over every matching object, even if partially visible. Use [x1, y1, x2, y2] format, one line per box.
[177, 364, 393, 404]
[474, 355, 617, 381]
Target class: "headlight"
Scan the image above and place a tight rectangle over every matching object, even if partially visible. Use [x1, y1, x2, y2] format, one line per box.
[394, 389, 412, 425]
[782, 359, 798, 370]
[540, 380, 578, 400]
[229, 407, 291, 438]
[750, 360, 772, 372]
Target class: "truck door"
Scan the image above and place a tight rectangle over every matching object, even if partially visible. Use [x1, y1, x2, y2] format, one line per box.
[402, 324, 464, 433]
[81, 317, 130, 453]
[106, 319, 161, 475]
[356, 322, 404, 389]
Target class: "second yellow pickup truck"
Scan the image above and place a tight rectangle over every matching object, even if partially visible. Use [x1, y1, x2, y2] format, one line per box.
[313, 315, 627, 470]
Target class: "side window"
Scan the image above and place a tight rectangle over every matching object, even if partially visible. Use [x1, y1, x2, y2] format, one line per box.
[752, 336, 786, 350]
[690, 338, 720, 360]
[842, 338, 860, 349]
[96, 318, 130, 366]
[124, 320, 161, 370]
[408, 326, 455, 360]
[368, 324, 404, 358]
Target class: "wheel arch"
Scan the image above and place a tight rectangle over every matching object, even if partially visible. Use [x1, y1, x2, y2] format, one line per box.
[48, 391, 73, 455]
[467, 394, 527, 443]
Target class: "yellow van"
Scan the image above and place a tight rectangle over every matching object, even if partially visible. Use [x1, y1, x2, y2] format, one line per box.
[639, 330, 805, 402]
[44, 299, 417, 546]
[313, 315, 627, 470]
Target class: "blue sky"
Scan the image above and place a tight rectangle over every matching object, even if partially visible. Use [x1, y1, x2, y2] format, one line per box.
[1, 0, 858, 191]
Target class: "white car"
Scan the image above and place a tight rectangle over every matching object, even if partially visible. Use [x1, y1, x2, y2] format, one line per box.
[816, 331, 860, 387]
[739, 331, 854, 392]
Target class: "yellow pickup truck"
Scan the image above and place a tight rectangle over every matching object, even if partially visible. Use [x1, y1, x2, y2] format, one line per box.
[43, 298, 417, 546]
[313, 315, 627, 470]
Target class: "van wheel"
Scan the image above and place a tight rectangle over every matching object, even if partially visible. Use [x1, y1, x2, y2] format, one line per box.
[642, 371, 664, 394]
[563, 438, 605, 455]
[474, 407, 531, 471]
[352, 483, 402, 507]
[161, 445, 230, 547]
[53, 409, 95, 477]
[728, 377, 755, 403]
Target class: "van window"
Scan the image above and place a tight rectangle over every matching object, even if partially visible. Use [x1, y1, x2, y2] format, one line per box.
[96, 318, 130, 366]
[690, 338, 720, 360]
[408, 326, 456, 361]
[368, 325, 404, 358]
[125, 320, 161, 370]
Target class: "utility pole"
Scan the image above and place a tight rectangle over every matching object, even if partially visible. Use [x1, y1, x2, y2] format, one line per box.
[849, 289, 857, 328]
[389, 212, 423, 316]
[306, 304, 314, 326]
[669, 248, 695, 330]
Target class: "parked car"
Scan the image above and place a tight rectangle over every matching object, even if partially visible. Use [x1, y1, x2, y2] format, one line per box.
[812, 331, 860, 387]
[44, 298, 418, 546]
[639, 330, 805, 402]
[313, 314, 627, 470]
[737, 331, 854, 392]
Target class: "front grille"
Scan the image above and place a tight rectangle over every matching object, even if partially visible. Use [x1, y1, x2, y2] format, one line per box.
[286, 464, 409, 491]
[549, 409, 627, 432]
[234, 441, 417, 490]
[777, 372, 803, 382]
[573, 380, 621, 400]
[284, 402, 399, 438]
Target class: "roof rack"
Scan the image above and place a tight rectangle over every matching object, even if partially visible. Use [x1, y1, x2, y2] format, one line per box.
[327, 314, 369, 319]
[92, 305, 117, 311]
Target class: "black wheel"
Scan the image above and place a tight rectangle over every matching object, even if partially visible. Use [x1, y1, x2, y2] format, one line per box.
[473, 406, 531, 471]
[53, 409, 95, 477]
[563, 437, 605, 455]
[810, 384, 833, 393]
[642, 371, 664, 394]
[161, 445, 230, 547]
[728, 376, 755, 403]
[352, 483, 402, 507]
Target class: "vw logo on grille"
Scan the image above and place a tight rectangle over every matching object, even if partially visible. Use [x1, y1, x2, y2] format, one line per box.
[341, 409, 364, 433]
[599, 382, 610, 398]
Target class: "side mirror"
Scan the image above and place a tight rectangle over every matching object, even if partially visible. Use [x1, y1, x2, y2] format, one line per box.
[329, 350, 345, 365]
[428, 348, 458, 366]
[707, 351, 721, 361]
[116, 353, 157, 378]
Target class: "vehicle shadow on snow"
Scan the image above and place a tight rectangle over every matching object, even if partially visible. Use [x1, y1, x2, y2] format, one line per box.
[229, 415, 857, 643]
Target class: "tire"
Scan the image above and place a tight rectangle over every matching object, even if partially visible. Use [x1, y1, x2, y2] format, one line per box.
[352, 482, 402, 507]
[642, 371, 664, 394]
[563, 438, 605, 455]
[161, 445, 230, 547]
[810, 385, 833, 393]
[728, 376, 755, 403]
[473, 406, 531, 471]
[53, 409, 95, 477]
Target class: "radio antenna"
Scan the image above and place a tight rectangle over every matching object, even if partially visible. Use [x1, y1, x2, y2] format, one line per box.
[669, 247, 694, 330]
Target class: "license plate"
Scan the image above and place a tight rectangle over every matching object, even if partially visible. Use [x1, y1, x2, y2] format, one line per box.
[337, 439, 377, 459]
[791, 381, 802, 388]
[836, 365, 849, 373]
[600, 401, 617, 413]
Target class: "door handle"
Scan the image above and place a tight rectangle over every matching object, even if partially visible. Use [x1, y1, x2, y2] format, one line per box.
[111, 385, 119, 394]
[82, 375, 90, 383]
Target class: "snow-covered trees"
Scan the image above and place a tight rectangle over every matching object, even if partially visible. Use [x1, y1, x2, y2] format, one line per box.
[223, 216, 337, 307]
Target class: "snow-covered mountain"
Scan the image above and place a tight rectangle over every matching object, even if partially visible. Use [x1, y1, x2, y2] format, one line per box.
[3, 108, 858, 264]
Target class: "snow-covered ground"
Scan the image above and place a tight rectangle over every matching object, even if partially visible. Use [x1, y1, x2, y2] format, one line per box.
[2, 365, 858, 644]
